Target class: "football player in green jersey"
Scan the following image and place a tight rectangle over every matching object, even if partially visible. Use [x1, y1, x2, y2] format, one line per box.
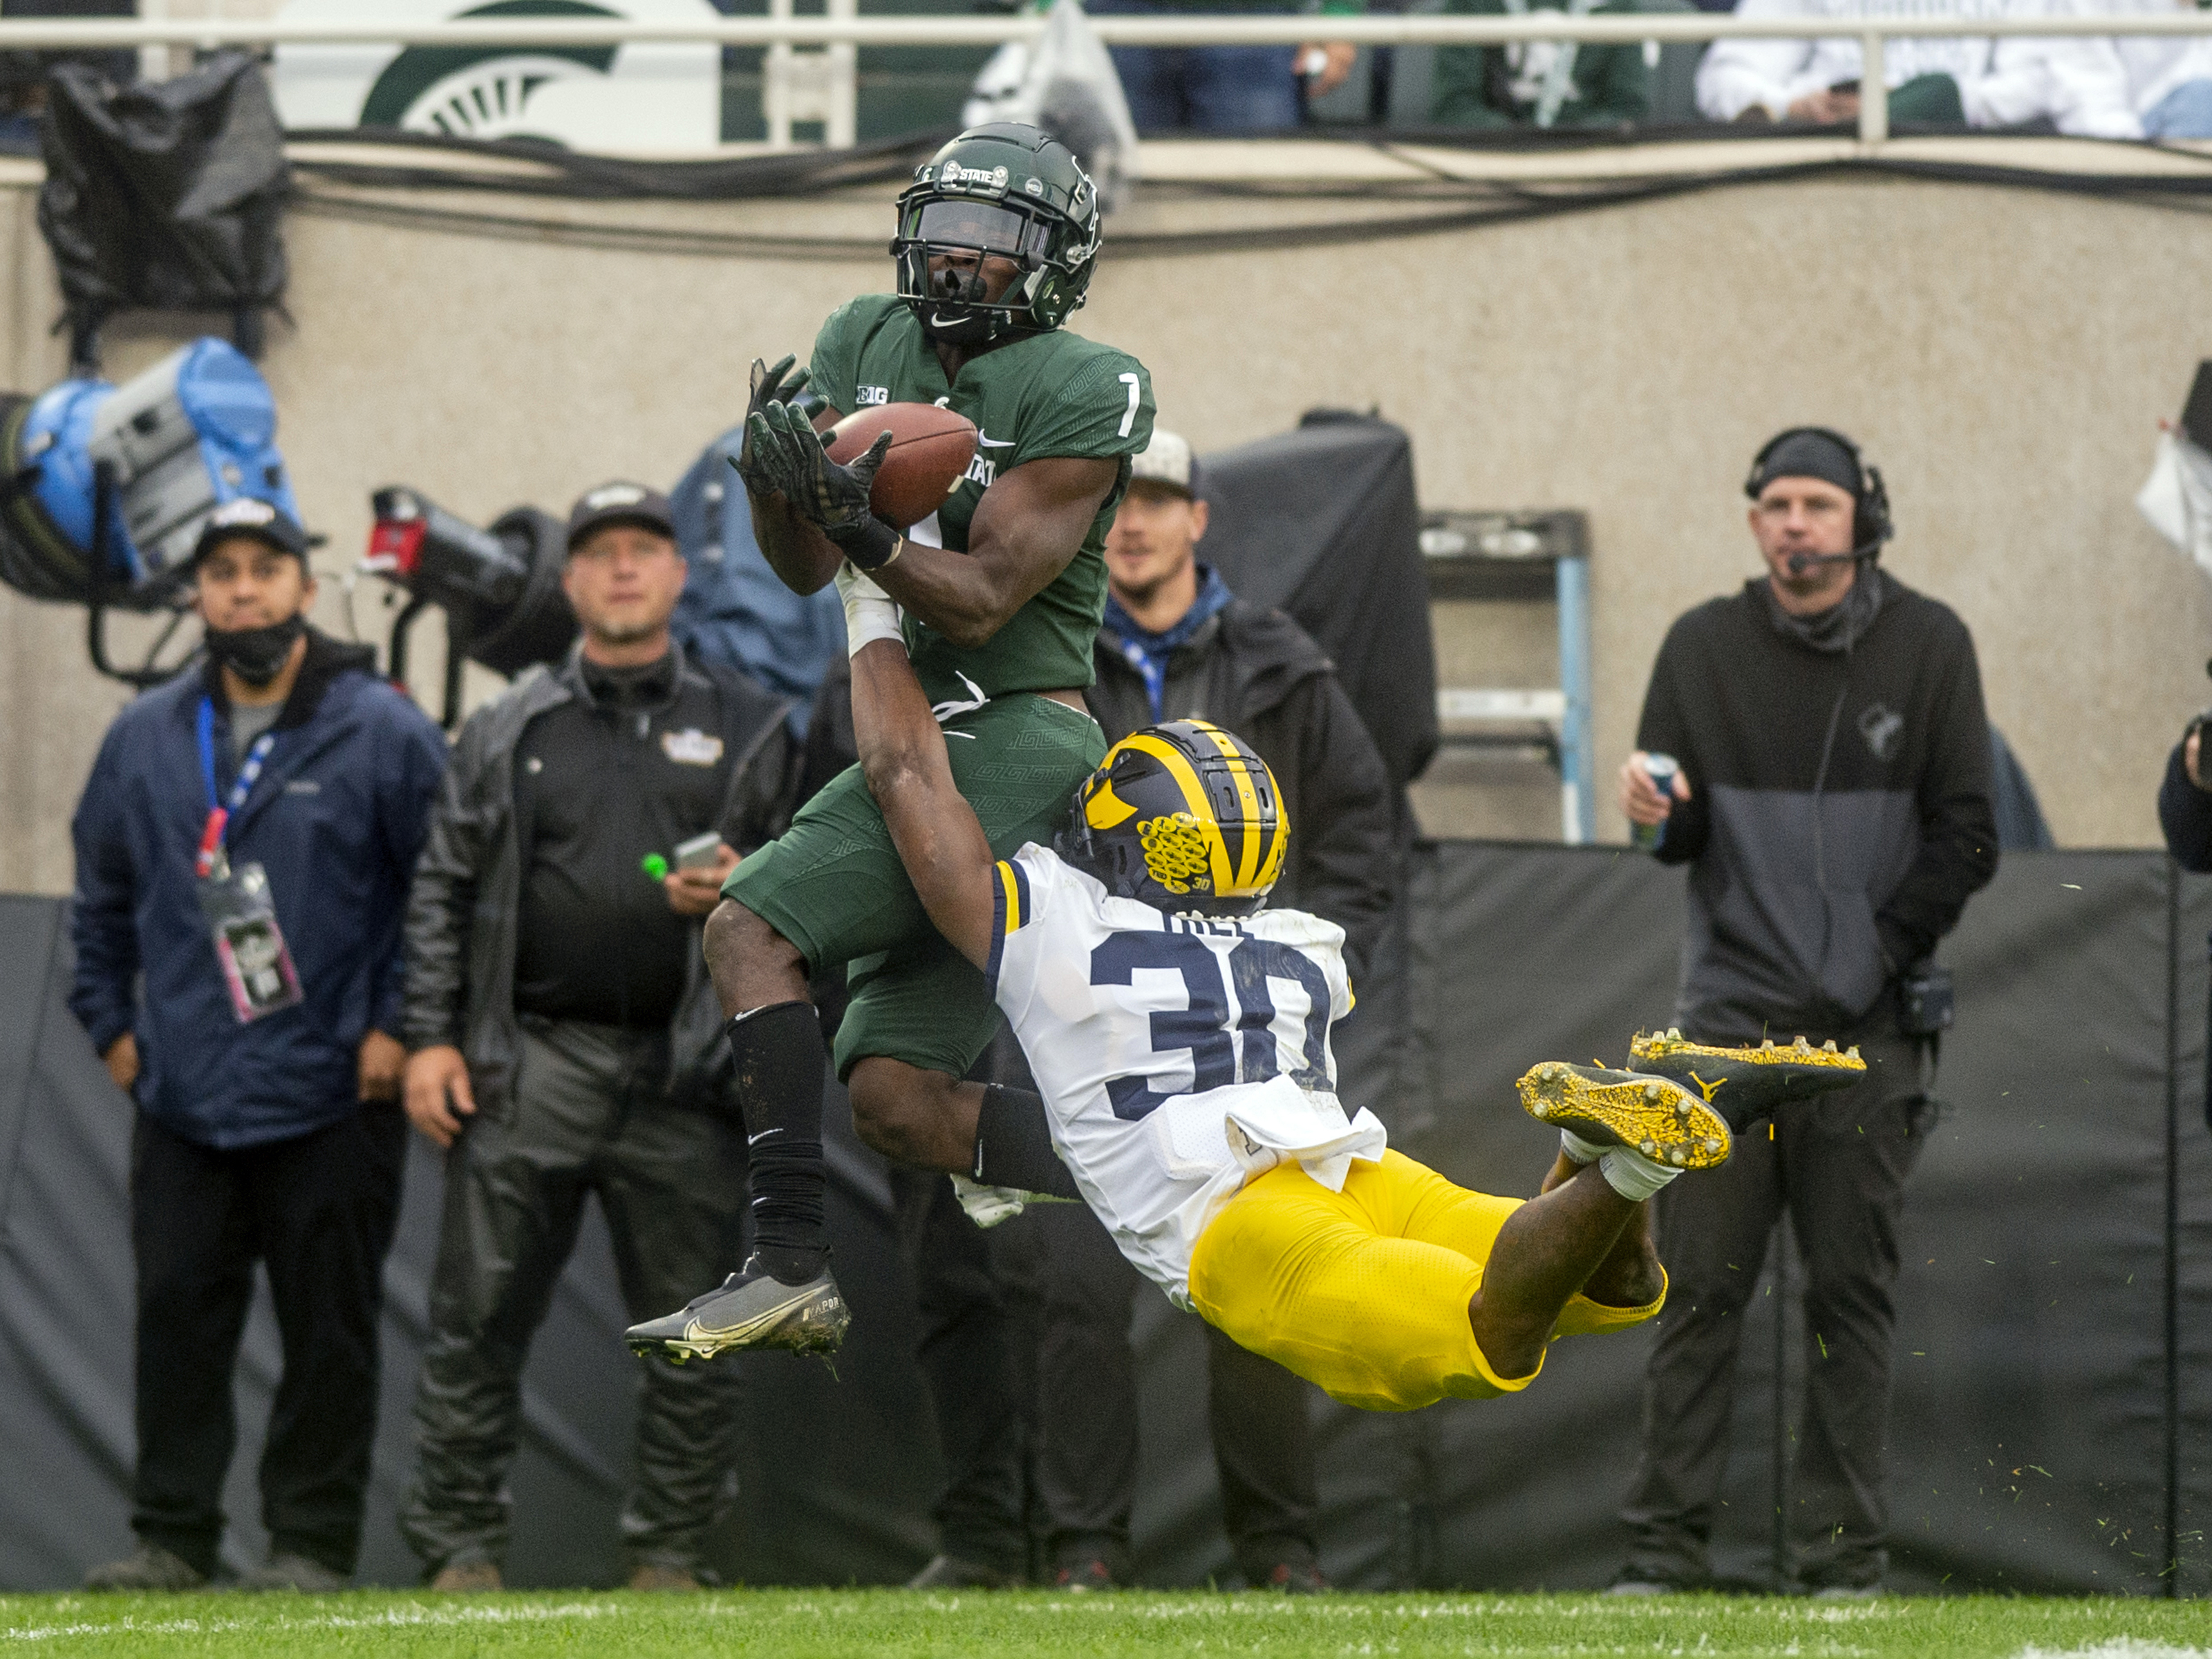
[625, 122, 1155, 1364]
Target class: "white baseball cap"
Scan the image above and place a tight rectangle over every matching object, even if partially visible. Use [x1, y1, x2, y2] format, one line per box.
[1128, 429, 1197, 497]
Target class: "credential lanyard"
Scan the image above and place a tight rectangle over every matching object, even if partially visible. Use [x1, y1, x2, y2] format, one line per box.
[195, 697, 278, 879]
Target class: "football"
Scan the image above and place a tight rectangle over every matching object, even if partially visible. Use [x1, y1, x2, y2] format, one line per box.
[826, 402, 978, 529]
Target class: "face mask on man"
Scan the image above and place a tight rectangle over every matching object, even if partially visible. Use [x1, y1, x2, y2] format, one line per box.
[203, 612, 306, 687]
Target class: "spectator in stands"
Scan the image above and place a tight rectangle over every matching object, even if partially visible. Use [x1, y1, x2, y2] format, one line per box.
[1089, 0, 1358, 131]
[1432, 0, 1651, 127]
[1694, 0, 2130, 131]
[2158, 713, 2212, 870]
[1022, 428, 1396, 1592]
[398, 483, 801, 1593]
[1610, 428, 1997, 1596]
[68, 500, 446, 1593]
[2050, 0, 2212, 138]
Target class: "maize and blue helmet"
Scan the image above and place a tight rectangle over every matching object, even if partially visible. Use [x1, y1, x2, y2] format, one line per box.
[1054, 720, 1289, 917]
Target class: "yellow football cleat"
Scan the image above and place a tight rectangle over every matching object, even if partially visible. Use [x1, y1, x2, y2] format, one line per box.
[1626, 1029, 1866, 1132]
[1517, 1062, 1732, 1170]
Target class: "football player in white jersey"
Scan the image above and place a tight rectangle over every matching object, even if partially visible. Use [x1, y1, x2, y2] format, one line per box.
[634, 572, 1865, 1409]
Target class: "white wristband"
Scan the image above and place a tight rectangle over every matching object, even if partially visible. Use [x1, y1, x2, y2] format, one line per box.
[836, 561, 903, 655]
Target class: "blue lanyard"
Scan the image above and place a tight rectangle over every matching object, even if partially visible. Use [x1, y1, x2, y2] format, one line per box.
[195, 697, 277, 874]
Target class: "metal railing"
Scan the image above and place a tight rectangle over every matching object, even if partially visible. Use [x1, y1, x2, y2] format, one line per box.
[10, 10, 2212, 150]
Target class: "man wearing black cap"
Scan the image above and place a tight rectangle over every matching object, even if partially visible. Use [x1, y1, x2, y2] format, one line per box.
[397, 482, 802, 1591]
[69, 497, 449, 1591]
[1608, 429, 1997, 1597]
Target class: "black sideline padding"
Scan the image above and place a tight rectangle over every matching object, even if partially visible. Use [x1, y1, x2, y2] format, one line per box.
[3, 849, 2209, 1593]
[1196, 415, 1438, 794]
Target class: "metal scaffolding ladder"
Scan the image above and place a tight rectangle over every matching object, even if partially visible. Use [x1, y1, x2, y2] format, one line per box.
[1421, 509, 1595, 843]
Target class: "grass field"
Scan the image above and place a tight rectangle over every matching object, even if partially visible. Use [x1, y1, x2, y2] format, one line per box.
[2, 1590, 2209, 1658]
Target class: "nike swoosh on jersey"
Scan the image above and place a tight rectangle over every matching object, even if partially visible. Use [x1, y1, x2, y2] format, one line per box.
[977, 433, 1015, 448]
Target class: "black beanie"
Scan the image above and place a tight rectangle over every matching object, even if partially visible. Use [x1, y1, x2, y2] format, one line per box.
[1747, 429, 1862, 500]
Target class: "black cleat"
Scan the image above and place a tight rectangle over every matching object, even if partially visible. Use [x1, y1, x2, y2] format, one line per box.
[624, 1255, 850, 1362]
[1517, 1062, 1731, 1170]
[1626, 1029, 1866, 1134]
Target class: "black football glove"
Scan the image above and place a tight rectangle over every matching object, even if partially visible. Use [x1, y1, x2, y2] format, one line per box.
[732, 355, 818, 505]
[756, 400, 901, 570]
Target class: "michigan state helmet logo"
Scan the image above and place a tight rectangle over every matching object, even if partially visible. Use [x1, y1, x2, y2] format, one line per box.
[892, 122, 1103, 348]
[1056, 722, 1288, 917]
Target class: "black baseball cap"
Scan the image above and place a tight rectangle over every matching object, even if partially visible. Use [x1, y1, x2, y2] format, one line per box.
[190, 496, 310, 565]
[565, 481, 676, 552]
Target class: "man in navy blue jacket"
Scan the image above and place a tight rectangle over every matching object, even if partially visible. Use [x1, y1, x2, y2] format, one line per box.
[68, 498, 447, 1592]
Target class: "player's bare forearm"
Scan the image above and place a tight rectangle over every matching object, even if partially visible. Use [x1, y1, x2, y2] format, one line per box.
[850, 637, 997, 970]
[877, 455, 1118, 651]
[749, 492, 844, 596]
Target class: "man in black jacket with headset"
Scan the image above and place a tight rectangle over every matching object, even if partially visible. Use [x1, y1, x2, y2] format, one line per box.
[399, 484, 802, 1592]
[1612, 428, 1996, 1597]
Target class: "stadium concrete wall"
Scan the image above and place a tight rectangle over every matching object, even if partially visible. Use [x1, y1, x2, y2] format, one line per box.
[0, 145, 2204, 892]
[3, 846, 2209, 1595]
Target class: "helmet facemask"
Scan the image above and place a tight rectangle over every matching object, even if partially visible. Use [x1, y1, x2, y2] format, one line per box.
[892, 131, 1101, 345]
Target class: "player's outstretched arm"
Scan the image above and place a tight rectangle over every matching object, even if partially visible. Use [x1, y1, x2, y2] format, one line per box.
[733, 354, 846, 596]
[874, 455, 1120, 650]
[850, 635, 997, 970]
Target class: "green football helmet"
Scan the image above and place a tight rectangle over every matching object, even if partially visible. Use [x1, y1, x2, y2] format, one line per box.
[892, 122, 1102, 347]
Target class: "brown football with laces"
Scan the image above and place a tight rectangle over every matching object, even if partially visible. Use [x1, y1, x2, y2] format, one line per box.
[826, 402, 979, 529]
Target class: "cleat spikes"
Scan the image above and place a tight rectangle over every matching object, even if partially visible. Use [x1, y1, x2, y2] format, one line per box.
[1847, 1046, 1861, 1060]
[1516, 1062, 1731, 1170]
[1761, 1038, 1776, 1049]
[1822, 1039, 1838, 1052]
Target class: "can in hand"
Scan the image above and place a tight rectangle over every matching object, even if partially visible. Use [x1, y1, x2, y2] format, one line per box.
[1631, 753, 1680, 853]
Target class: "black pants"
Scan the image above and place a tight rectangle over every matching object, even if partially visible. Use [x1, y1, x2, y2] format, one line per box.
[1028, 1199, 1320, 1583]
[130, 1101, 406, 1580]
[888, 1166, 1035, 1578]
[1619, 1024, 1929, 1591]
[402, 1019, 749, 1575]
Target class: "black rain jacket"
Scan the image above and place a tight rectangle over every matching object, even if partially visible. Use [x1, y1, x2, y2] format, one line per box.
[400, 643, 798, 1115]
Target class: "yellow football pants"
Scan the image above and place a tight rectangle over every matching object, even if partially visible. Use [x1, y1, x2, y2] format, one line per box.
[1186, 1150, 1665, 1413]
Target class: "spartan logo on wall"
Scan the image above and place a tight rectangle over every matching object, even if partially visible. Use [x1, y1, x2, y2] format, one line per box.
[272, 0, 720, 152]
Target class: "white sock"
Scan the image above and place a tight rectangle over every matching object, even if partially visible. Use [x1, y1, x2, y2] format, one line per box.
[1559, 1129, 1606, 1166]
[1597, 1147, 1680, 1202]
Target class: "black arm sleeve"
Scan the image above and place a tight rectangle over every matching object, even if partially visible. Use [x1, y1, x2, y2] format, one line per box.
[1873, 621, 1999, 967]
[1283, 674, 1397, 984]
[1634, 621, 1709, 866]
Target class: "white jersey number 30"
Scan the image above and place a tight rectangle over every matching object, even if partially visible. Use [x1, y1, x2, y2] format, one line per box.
[1090, 928, 1331, 1122]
